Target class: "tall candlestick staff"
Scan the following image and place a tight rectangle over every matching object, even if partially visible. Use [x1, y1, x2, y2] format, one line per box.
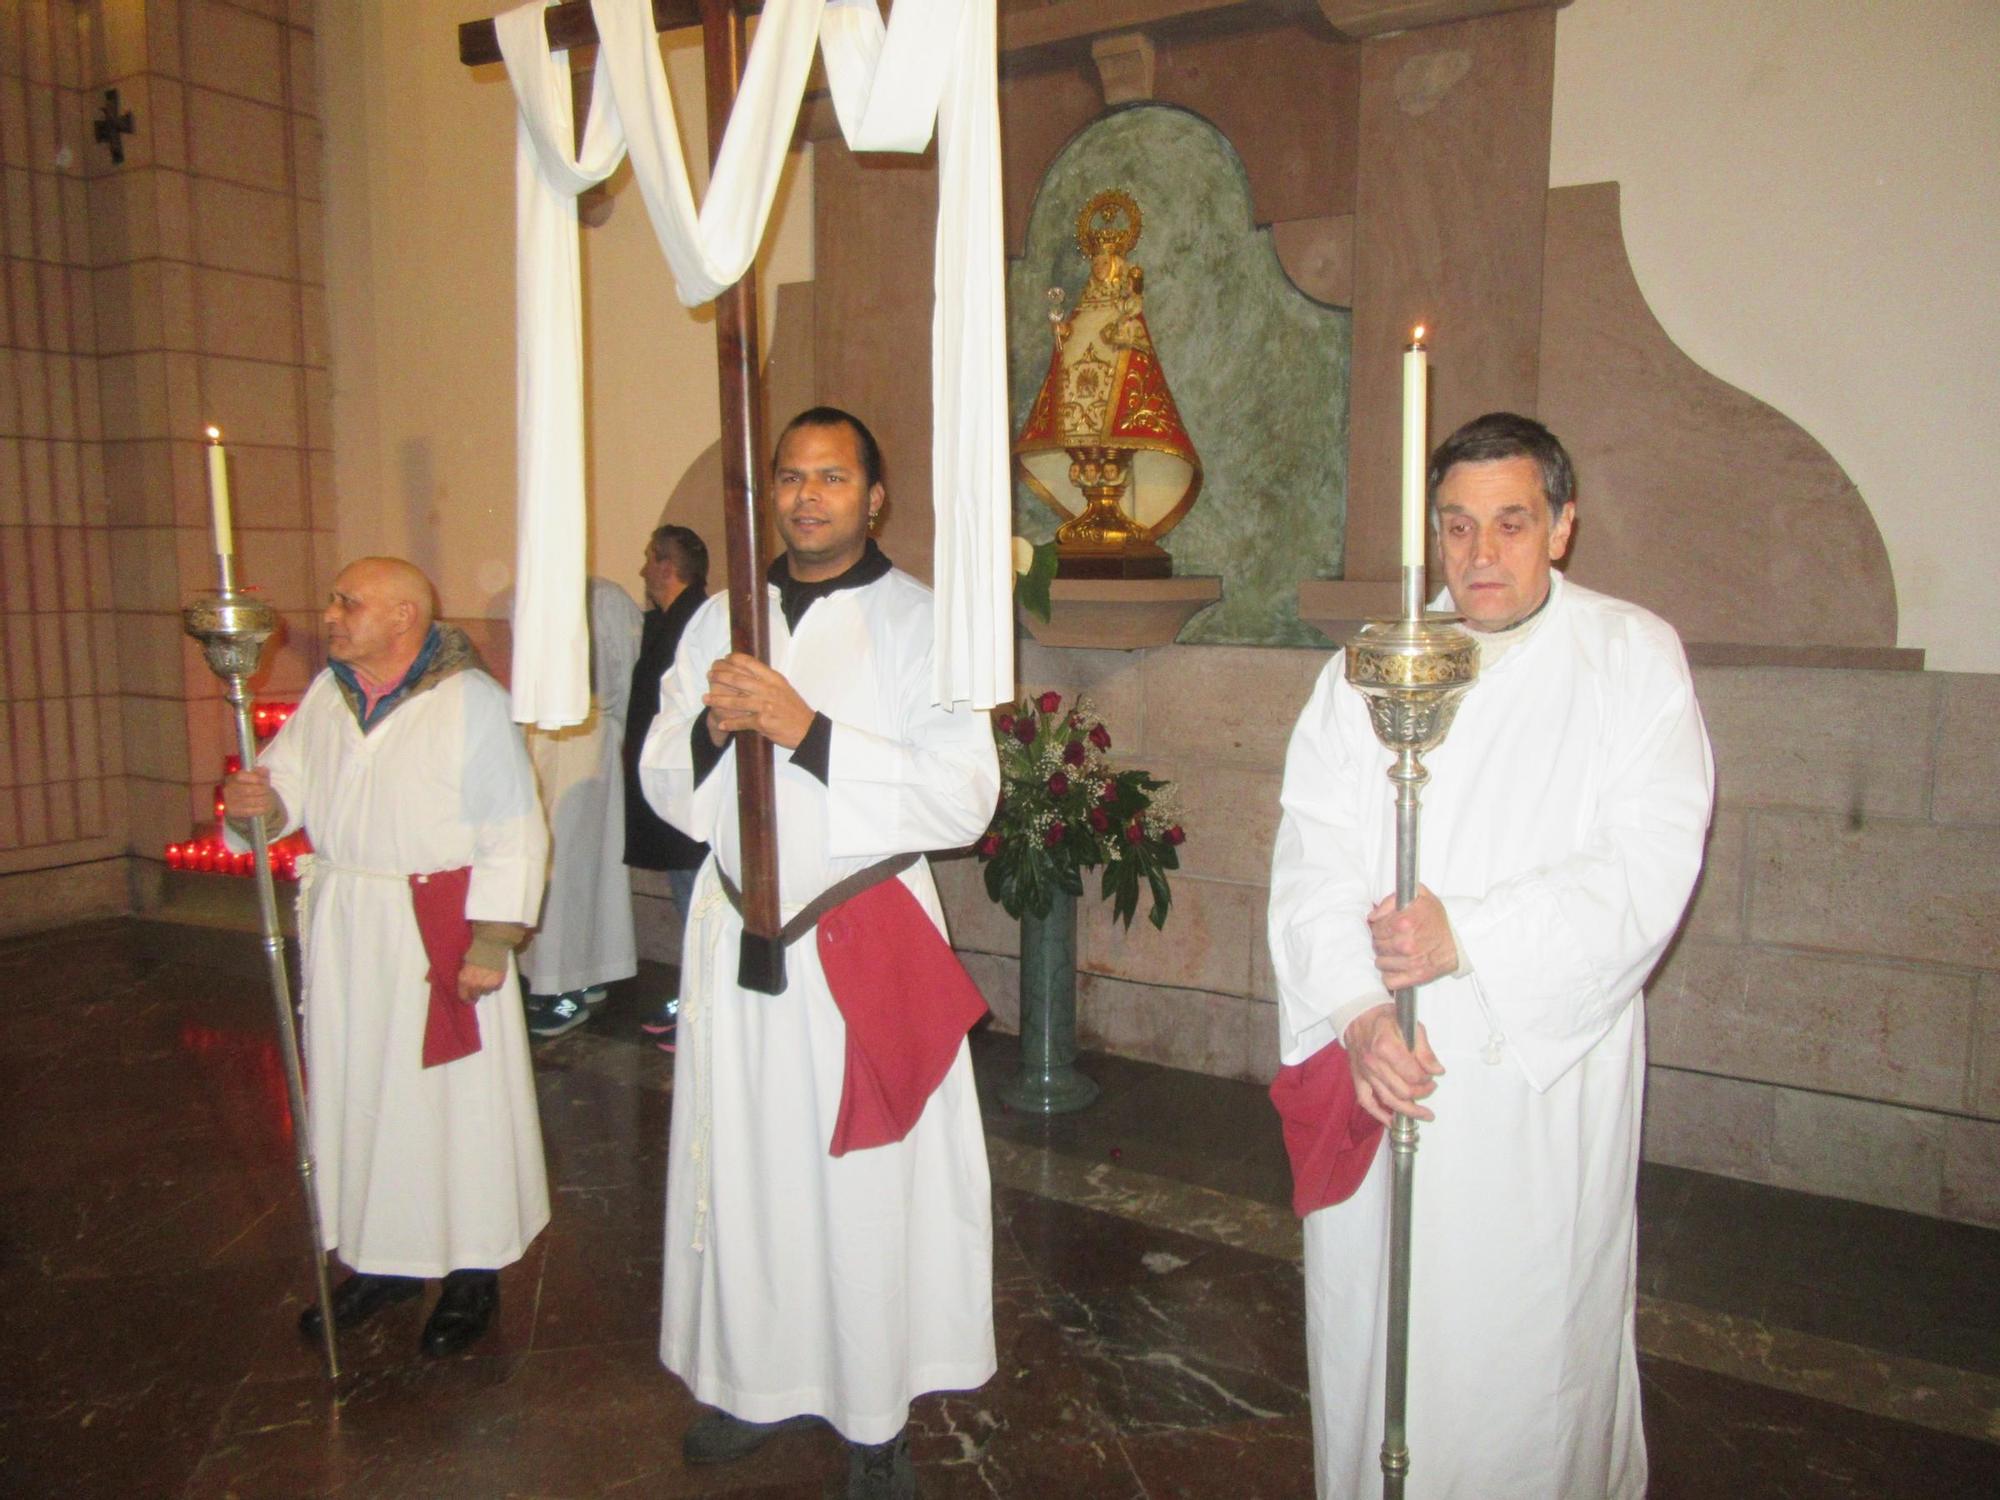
[185, 428, 339, 1378]
[1344, 329, 1476, 1497]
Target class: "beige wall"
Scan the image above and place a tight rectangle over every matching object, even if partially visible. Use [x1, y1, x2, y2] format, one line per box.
[1550, 0, 2000, 672]
[318, 0, 811, 623]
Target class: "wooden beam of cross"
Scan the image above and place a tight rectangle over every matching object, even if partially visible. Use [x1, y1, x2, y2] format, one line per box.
[462, 0, 786, 993]
[457, 0, 763, 66]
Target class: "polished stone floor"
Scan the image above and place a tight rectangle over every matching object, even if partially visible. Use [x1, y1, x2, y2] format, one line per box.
[2, 917, 1996, 1498]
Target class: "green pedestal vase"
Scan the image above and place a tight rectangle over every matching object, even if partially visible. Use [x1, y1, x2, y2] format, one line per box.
[1000, 889, 1100, 1114]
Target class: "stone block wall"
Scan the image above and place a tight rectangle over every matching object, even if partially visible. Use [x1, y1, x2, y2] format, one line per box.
[931, 642, 2000, 1229]
[2, 0, 331, 930]
[93, 0, 333, 893]
[934, 641, 1320, 1085]
[1, 0, 129, 933]
[1643, 668, 2000, 1228]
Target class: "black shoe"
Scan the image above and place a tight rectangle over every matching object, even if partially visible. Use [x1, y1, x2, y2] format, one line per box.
[298, 1271, 423, 1339]
[681, 1408, 821, 1465]
[843, 1428, 914, 1500]
[420, 1269, 499, 1357]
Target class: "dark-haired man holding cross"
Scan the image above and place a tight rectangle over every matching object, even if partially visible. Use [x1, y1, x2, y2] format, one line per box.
[639, 407, 999, 1500]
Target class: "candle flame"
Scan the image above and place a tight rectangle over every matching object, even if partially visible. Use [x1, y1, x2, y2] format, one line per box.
[205, 425, 222, 442]
[1411, 324, 1426, 343]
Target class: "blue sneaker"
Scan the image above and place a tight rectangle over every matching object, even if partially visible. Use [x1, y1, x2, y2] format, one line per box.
[527, 991, 590, 1039]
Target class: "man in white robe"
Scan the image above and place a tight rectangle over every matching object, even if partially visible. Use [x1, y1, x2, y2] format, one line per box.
[224, 557, 550, 1358]
[519, 575, 644, 1036]
[640, 408, 999, 1500]
[1269, 414, 1714, 1499]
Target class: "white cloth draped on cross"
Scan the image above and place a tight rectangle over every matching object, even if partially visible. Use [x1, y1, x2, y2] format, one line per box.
[496, 0, 1010, 728]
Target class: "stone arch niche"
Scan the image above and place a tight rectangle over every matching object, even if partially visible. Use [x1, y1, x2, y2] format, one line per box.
[1009, 105, 1352, 648]
[1540, 183, 1897, 649]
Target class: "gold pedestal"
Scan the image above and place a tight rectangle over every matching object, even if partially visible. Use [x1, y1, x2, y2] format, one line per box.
[1052, 452, 1172, 578]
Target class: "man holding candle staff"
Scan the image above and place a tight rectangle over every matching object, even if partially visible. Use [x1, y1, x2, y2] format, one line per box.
[223, 555, 551, 1358]
[1269, 410, 1715, 1497]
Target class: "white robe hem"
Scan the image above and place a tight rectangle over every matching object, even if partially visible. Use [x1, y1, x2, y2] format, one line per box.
[667, 1357, 1000, 1445]
[330, 1215, 549, 1281]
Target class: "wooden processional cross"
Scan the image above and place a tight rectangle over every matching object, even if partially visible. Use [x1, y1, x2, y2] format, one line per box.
[460, 0, 787, 993]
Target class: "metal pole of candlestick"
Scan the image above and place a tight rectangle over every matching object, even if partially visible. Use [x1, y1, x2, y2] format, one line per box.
[1344, 559, 1478, 1498]
[183, 558, 339, 1380]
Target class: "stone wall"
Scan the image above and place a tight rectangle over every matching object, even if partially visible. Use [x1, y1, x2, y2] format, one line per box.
[98, 0, 331, 900]
[2, 0, 331, 930]
[927, 641, 2000, 1229]
[1, 0, 131, 933]
[1644, 668, 2000, 1228]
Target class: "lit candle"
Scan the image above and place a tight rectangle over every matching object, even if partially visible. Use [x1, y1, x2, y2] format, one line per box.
[1401, 327, 1428, 573]
[205, 425, 233, 559]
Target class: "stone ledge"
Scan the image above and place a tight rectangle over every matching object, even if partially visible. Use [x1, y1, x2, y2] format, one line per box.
[1019, 576, 1224, 650]
[0, 858, 136, 939]
[1296, 578, 1402, 642]
[1686, 642, 1926, 671]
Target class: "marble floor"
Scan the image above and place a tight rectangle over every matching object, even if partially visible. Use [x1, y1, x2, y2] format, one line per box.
[1, 916, 1996, 1499]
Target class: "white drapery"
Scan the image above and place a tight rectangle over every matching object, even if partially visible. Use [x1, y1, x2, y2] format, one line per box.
[498, 0, 1009, 726]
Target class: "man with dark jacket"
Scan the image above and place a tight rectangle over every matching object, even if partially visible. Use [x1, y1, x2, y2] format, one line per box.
[625, 525, 711, 1044]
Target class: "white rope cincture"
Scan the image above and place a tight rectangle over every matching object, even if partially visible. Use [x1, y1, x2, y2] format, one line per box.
[294, 852, 318, 1038]
[684, 872, 731, 1254]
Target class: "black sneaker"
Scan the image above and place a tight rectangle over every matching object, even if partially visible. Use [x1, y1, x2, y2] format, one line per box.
[528, 991, 590, 1039]
[681, 1409, 820, 1465]
[844, 1428, 914, 1500]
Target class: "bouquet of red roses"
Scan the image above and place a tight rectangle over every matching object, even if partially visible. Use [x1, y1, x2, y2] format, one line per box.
[975, 690, 1185, 930]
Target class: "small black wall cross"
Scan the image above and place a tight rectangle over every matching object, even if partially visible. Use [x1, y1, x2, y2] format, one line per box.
[93, 89, 136, 165]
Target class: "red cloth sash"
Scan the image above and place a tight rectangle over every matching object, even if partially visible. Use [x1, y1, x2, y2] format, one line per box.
[409, 866, 481, 1070]
[1268, 1040, 1385, 1217]
[815, 876, 989, 1157]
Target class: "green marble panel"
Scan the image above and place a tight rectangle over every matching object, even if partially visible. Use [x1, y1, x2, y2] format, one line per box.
[1009, 105, 1350, 647]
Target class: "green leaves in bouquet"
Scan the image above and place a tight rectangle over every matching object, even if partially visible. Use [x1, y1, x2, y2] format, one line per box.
[981, 812, 1084, 921]
[1094, 772, 1179, 930]
[1014, 540, 1058, 623]
[975, 693, 1184, 929]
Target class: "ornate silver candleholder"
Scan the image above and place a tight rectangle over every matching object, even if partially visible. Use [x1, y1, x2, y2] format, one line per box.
[183, 561, 339, 1379]
[1344, 565, 1478, 1499]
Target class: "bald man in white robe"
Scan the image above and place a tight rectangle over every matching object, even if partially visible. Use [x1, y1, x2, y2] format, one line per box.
[225, 557, 549, 1359]
[1270, 416, 1713, 1499]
